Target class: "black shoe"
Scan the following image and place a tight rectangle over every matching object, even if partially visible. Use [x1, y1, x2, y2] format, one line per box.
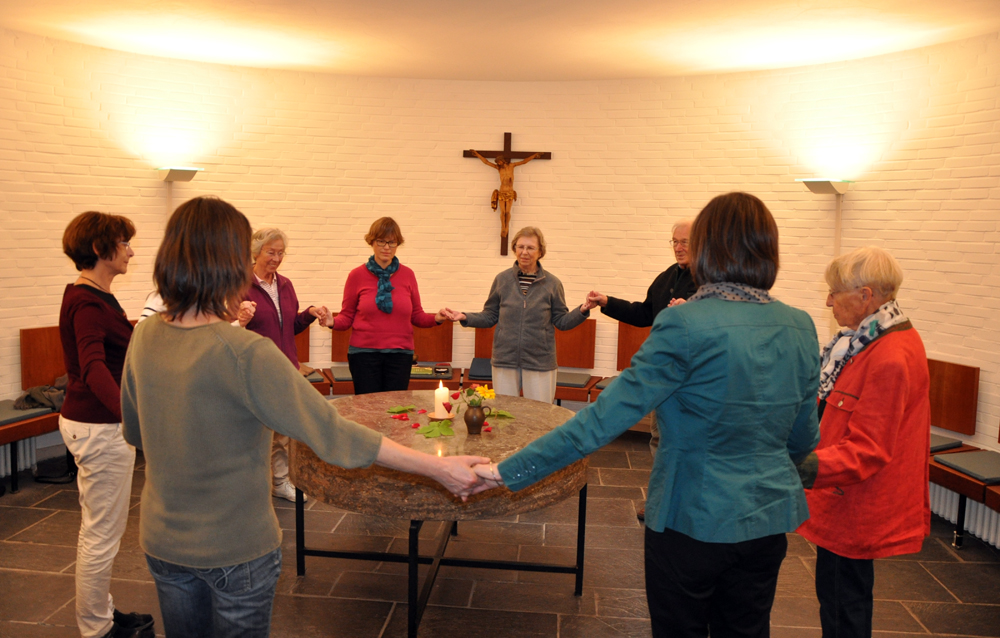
[113, 609, 154, 631]
[636, 504, 645, 522]
[100, 623, 155, 638]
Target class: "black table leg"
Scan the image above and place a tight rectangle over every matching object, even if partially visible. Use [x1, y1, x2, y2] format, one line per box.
[408, 520, 423, 638]
[953, 494, 967, 549]
[574, 483, 587, 595]
[296, 487, 306, 575]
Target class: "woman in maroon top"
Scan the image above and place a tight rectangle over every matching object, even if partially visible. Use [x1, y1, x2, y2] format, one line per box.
[59, 212, 154, 638]
[323, 217, 449, 395]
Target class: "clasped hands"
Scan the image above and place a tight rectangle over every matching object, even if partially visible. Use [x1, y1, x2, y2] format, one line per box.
[580, 290, 686, 312]
[434, 457, 506, 501]
[437, 308, 466, 322]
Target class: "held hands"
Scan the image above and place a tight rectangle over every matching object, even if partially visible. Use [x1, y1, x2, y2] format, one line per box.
[434, 309, 449, 323]
[472, 463, 505, 490]
[667, 298, 687, 308]
[236, 301, 257, 327]
[441, 308, 466, 322]
[433, 455, 498, 501]
[309, 305, 331, 325]
[581, 291, 607, 312]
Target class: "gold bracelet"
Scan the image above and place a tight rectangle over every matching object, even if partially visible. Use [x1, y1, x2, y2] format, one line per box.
[491, 463, 502, 484]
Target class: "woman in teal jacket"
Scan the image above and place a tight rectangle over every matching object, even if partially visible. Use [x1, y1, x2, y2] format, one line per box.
[476, 192, 820, 638]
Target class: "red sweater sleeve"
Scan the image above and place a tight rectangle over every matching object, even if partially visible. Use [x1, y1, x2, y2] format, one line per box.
[812, 355, 908, 488]
[73, 302, 124, 421]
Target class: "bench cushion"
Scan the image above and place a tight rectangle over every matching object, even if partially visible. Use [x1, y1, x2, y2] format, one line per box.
[329, 366, 353, 382]
[930, 433, 963, 453]
[0, 400, 53, 427]
[556, 371, 592, 388]
[467, 358, 492, 381]
[934, 451, 1000, 485]
[595, 376, 617, 390]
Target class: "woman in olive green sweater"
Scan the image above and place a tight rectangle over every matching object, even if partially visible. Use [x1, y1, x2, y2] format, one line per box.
[122, 196, 488, 638]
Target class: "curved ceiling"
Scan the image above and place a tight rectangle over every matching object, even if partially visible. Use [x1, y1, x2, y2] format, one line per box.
[2, 0, 999, 80]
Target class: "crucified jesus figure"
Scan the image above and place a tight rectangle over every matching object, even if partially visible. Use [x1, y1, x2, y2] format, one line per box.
[470, 150, 541, 243]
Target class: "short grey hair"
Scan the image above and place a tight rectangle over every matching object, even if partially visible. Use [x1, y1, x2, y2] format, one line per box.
[825, 246, 904, 300]
[251, 228, 288, 259]
[672, 219, 694, 233]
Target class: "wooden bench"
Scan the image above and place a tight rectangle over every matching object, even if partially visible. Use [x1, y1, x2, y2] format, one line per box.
[462, 320, 600, 404]
[589, 322, 653, 432]
[323, 318, 460, 394]
[294, 329, 331, 395]
[0, 327, 65, 496]
[925, 358, 982, 548]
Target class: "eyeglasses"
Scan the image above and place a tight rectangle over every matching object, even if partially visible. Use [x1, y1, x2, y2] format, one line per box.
[514, 244, 539, 253]
[119, 241, 131, 248]
[375, 239, 398, 248]
[263, 250, 285, 259]
[669, 239, 689, 247]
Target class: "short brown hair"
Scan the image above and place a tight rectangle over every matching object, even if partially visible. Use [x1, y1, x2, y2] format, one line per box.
[510, 226, 546, 259]
[364, 217, 404, 246]
[62, 211, 136, 271]
[154, 197, 253, 321]
[689, 192, 779, 290]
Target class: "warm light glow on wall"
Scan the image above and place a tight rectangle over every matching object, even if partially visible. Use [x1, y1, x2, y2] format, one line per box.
[63, 16, 342, 69]
[643, 17, 953, 74]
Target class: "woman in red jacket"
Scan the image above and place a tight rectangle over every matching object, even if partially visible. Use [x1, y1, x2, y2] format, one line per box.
[323, 217, 447, 395]
[798, 246, 931, 638]
[60, 212, 154, 638]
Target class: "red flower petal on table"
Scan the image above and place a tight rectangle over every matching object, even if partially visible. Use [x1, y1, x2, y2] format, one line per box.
[416, 409, 427, 414]
[443, 402, 453, 413]
[483, 421, 490, 427]
[400, 414, 409, 420]
[483, 426, 492, 432]
[470, 384, 479, 389]
[451, 392, 460, 400]
[411, 423, 419, 428]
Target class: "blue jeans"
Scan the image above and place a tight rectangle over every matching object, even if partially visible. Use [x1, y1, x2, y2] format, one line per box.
[146, 548, 282, 638]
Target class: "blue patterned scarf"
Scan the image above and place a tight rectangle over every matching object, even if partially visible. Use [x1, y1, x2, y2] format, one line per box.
[366, 255, 399, 314]
[818, 299, 907, 399]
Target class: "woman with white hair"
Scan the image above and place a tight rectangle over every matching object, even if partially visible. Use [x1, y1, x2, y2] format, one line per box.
[242, 228, 330, 501]
[797, 246, 931, 638]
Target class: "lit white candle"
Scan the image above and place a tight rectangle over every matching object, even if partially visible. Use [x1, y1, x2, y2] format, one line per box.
[434, 381, 449, 418]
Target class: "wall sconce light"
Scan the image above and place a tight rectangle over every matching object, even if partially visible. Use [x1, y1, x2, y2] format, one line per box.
[158, 167, 204, 182]
[797, 179, 853, 255]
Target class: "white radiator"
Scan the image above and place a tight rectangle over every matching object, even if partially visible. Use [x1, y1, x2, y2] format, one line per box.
[930, 482, 1000, 549]
[0, 438, 38, 478]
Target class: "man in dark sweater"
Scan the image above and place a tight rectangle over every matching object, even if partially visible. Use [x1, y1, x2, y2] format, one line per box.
[583, 219, 697, 520]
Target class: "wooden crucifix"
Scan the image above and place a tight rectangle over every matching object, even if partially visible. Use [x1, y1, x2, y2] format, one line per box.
[464, 132, 551, 255]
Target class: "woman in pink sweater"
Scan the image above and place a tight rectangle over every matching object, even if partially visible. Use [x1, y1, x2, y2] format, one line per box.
[324, 217, 447, 394]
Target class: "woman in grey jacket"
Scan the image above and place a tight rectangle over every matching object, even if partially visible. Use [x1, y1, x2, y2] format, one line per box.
[446, 227, 589, 403]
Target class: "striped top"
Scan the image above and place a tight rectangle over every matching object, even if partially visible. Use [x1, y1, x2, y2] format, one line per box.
[517, 270, 538, 295]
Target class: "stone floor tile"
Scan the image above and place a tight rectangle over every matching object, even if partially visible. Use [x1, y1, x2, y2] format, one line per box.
[872, 600, 929, 633]
[0, 541, 75, 572]
[597, 469, 651, 488]
[770, 627, 822, 638]
[0, 571, 75, 623]
[885, 536, 961, 562]
[0, 507, 58, 540]
[8, 511, 81, 547]
[874, 561, 957, 602]
[471, 580, 596, 615]
[382, 605, 558, 638]
[776, 556, 816, 597]
[559, 614, 652, 637]
[585, 486, 645, 500]
[627, 452, 653, 470]
[25, 491, 83, 513]
[922, 562, 1000, 604]
[517, 496, 579, 524]
[599, 432, 651, 453]
[331, 570, 414, 602]
[785, 532, 816, 558]
[587, 450, 630, 469]
[449, 520, 544, 546]
[516, 546, 645, 590]
[906, 602, 1000, 637]
[594, 587, 649, 618]
[770, 594, 821, 628]
[270, 595, 394, 638]
[275, 506, 345, 532]
[544, 522, 644, 550]
[0, 621, 79, 637]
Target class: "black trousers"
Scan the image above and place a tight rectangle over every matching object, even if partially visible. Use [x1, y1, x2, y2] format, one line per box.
[348, 351, 413, 395]
[815, 546, 874, 638]
[644, 526, 787, 638]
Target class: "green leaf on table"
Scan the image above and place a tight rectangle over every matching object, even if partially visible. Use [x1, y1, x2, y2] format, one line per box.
[415, 420, 454, 438]
[387, 404, 416, 414]
[493, 409, 515, 419]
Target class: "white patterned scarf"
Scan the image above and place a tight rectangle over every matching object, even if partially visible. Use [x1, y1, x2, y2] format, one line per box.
[818, 299, 908, 399]
[687, 282, 774, 304]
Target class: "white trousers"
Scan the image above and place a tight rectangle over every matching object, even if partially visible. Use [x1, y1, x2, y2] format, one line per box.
[59, 416, 136, 638]
[272, 433, 290, 486]
[491, 366, 558, 404]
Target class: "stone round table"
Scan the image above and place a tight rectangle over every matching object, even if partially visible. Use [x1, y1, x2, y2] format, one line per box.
[289, 390, 588, 521]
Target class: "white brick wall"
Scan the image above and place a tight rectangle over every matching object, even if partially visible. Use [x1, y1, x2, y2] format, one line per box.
[2, 29, 998, 450]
